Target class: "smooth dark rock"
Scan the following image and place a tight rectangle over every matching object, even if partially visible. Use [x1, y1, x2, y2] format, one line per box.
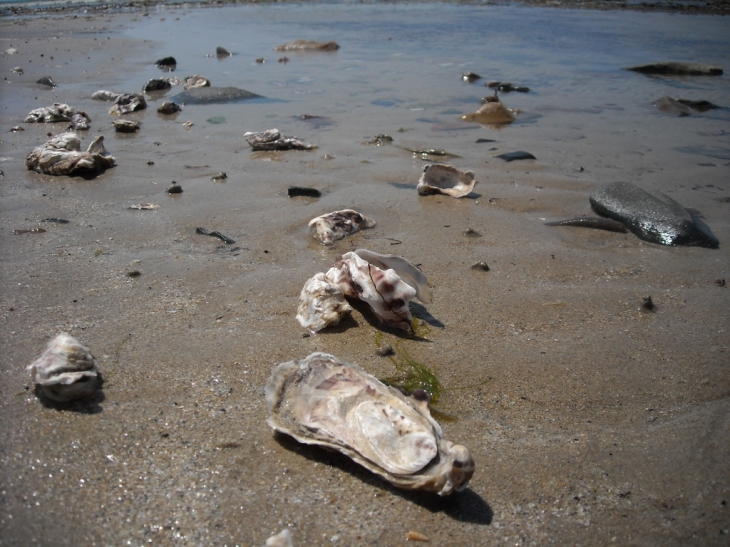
[496, 151, 536, 162]
[171, 86, 263, 105]
[487, 81, 530, 93]
[36, 76, 56, 87]
[40, 218, 70, 224]
[462, 72, 481, 83]
[589, 181, 719, 248]
[626, 62, 723, 76]
[654, 96, 721, 116]
[155, 57, 177, 70]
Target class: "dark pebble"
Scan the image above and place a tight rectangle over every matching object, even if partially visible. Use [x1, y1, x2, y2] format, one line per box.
[40, 218, 70, 224]
[288, 186, 321, 198]
[471, 261, 490, 272]
[127, 270, 141, 278]
[167, 185, 183, 194]
[641, 296, 656, 312]
[376, 345, 395, 357]
[496, 151, 537, 162]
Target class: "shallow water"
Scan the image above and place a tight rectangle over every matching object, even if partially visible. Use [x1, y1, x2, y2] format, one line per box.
[1, 3, 729, 546]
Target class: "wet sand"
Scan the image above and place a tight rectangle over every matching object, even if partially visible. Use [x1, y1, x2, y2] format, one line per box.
[1, 3, 729, 546]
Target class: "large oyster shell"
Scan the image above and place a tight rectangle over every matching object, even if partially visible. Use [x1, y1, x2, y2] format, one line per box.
[417, 164, 478, 198]
[25, 133, 115, 176]
[308, 209, 376, 246]
[27, 333, 99, 402]
[265, 352, 474, 495]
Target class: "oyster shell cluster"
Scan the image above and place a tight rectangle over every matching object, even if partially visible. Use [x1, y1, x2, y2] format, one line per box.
[297, 249, 431, 332]
[27, 333, 100, 402]
[265, 352, 474, 496]
[25, 103, 76, 123]
[26, 132, 115, 176]
[308, 209, 376, 245]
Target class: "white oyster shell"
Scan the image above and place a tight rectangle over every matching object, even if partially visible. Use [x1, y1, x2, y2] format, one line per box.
[417, 164, 478, 198]
[308, 209, 376, 246]
[27, 333, 99, 402]
[25, 133, 116, 176]
[296, 272, 353, 332]
[327, 251, 417, 331]
[265, 352, 474, 495]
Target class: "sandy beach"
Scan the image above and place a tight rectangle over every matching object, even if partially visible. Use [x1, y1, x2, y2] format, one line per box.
[1, 2, 729, 545]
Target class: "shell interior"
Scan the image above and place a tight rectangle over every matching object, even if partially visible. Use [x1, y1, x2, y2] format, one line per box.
[417, 164, 478, 198]
[265, 352, 475, 495]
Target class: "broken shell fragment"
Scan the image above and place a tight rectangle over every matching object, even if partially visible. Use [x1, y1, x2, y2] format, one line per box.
[296, 272, 353, 332]
[27, 333, 99, 402]
[68, 112, 91, 131]
[25, 103, 74, 123]
[244, 128, 315, 151]
[417, 164, 478, 198]
[26, 133, 115, 176]
[265, 529, 294, 547]
[265, 352, 475, 495]
[109, 93, 147, 116]
[183, 75, 211, 89]
[113, 119, 140, 133]
[308, 209, 376, 246]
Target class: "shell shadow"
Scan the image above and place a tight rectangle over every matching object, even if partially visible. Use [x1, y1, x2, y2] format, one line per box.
[273, 431, 492, 525]
[345, 298, 434, 341]
[33, 373, 105, 414]
[410, 302, 444, 329]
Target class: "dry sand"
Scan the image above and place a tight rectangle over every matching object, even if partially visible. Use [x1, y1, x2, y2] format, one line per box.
[1, 3, 729, 546]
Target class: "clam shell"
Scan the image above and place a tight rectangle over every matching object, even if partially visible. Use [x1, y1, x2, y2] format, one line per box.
[308, 209, 376, 246]
[417, 164, 478, 198]
[27, 333, 99, 402]
[265, 352, 474, 495]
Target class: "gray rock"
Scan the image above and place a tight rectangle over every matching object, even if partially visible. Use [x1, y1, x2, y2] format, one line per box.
[626, 62, 723, 76]
[171, 86, 263, 105]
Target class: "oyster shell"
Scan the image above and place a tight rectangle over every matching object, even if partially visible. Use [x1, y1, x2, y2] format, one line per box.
[417, 164, 478, 198]
[265, 352, 475, 495]
[183, 75, 211, 89]
[25, 103, 74, 123]
[296, 272, 353, 333]
[27, 333, 99, 402]
[157, 101, 182, 115]
[109, 92, 147, 116]
[265, 529, 294, 547]
[68, 112, 91, 131]
[308, 209, 376, 246]
[91, 90, 121, 101]
[244, 128, 315, 151]
[26, 133, 115, 176]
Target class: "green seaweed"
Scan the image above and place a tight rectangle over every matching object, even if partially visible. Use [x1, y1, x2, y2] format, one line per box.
[375, 331, 442, 405]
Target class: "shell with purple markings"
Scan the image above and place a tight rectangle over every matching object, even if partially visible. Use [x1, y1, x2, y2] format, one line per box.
[265, 352, 475, 495]
[308, 209, 376, 246]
